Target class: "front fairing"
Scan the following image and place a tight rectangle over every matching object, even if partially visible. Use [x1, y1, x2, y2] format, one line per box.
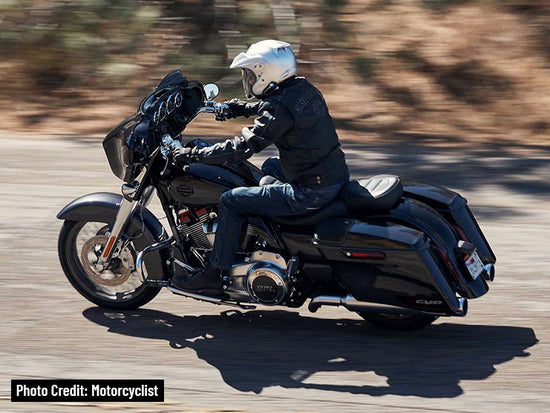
[103, 70, 206, 182]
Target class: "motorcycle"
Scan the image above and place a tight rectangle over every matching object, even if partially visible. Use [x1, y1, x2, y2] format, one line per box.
[57, 70, 496, 330]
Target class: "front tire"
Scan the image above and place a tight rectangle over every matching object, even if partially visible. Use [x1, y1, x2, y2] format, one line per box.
[58, 220, 162, 310]
[358, 312, 438, 330]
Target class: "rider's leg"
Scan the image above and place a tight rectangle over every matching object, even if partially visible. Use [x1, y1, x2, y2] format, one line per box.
[172, 183, 313, 294]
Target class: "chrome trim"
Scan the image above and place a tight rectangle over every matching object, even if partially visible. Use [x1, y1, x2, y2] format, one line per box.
[457, 297, 468, 316]
[190, 247, 205, 266]
[246, 262, 288, 305]
[140, 185, 155, 208]
[95, 196, 138, 271]
[173, 258, 197, 272]
[166, 286, 256, 309]
[167, 286, 223, 304]
[224, 251, 287, 303]
[308, 294, 448, 316]
[136, 237, 174, 281]
[202, 219, 217, 246]
[483, 264, 495, 282]
[122, 183, 137, 200]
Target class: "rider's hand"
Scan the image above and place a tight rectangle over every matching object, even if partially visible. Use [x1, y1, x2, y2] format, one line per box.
[172, 146, 193, 166]
[216, 98, 246, 121]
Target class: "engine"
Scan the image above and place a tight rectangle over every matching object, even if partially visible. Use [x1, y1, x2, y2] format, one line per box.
[176, 206, 214, 249]
[176, 206, 290, 305]
[226, 252, 289, 305]
[176, 205, 262, 251]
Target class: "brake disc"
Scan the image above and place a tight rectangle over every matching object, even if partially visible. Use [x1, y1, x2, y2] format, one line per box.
[80, 234, 134, 287]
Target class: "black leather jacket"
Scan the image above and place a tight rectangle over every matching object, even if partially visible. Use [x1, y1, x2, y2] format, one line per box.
[188, 77, 349, 187]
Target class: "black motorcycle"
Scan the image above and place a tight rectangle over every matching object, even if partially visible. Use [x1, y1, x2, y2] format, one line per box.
[57, 71, 496, 330]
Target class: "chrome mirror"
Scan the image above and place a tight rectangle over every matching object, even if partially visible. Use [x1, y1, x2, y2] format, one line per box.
[203, 83, 220, 100]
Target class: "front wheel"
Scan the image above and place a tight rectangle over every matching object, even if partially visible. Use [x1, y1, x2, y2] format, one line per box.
[358, 312, 438, 330]
[58, 219, 162, 310]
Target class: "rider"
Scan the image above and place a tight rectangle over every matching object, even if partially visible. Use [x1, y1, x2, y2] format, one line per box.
[171, 39, 349, 294]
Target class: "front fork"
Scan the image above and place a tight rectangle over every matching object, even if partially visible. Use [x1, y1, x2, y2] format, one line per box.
[95, 182, 155, 272]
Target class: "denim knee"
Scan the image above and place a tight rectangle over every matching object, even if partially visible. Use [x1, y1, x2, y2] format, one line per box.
[218, 190, 234, 210]
[219, 188, 247, 214]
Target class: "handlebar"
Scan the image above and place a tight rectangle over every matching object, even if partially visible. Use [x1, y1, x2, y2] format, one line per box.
[161, 134, 181, 149]
[198, 101, 229, 116]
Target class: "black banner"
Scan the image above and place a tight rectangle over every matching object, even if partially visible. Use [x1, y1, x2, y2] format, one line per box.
[11, 379, 164, 402]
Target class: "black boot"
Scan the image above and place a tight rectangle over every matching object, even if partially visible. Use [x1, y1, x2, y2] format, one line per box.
[171, 263, 224, 296]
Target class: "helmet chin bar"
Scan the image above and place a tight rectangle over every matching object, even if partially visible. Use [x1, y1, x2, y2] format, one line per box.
[243, 81, 278, 100]
[260, 82, 280, 97]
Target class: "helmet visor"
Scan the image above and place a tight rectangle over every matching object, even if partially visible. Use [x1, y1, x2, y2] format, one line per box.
[241, 68, 257, 99]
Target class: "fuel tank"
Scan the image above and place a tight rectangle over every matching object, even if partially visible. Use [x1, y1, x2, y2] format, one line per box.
[168, 163, 246, 206]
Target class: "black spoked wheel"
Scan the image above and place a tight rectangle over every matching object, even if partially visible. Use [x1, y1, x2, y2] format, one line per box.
[358, 312, 438, 330]
[58, 220, 161, 310]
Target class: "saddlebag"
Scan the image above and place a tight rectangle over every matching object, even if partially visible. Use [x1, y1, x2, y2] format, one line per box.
[402, 180, 496, 264]
[313, 217, 463, 315]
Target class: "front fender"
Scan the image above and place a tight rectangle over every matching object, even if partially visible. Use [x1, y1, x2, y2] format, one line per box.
[57, 192, 168, 280]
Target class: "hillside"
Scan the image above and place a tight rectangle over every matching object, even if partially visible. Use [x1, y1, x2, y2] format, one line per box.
[1, 0, 549, 146]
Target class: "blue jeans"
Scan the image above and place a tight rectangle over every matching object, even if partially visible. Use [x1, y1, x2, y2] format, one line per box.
[209, 157, 347, 270]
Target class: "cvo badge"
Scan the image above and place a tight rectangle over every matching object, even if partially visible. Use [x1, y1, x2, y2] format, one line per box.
[416, 299, 443, 305]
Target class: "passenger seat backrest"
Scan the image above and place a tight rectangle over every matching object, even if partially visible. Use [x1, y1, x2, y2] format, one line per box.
[340, 175, 403, 213]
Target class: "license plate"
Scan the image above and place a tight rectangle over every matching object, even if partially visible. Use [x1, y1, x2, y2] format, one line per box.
[465, 250, 484, 280]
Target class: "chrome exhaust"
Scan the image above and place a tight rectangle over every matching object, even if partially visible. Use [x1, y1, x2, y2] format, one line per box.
[309, 294, 467, 317]
[309, 295, 428, 316]
[457, 297, 468, 316]
[483, 264, 495, 282]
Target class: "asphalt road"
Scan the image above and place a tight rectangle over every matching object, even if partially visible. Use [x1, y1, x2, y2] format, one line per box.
[1, 133, 548, 412]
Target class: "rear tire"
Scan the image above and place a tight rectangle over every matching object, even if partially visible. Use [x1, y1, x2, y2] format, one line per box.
[58, 220, 162, 310]
[358, 312, 438, 330]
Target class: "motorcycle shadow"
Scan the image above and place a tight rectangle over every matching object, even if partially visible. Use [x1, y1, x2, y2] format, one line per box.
[83, 307, 538, 398]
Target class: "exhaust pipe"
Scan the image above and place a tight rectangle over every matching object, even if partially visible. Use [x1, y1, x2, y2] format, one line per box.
[457, 297, 468, 316]
[309, 294, 468, 317]
[309, 295, 430, 316]
[483, 264, 495, 282]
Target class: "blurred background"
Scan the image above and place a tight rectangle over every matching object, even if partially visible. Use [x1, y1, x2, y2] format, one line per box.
[0, 0, 549, 144]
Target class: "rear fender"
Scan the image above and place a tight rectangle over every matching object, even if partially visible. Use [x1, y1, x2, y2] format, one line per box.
[57, 192, 168, 280]
[402, 180, 496, 263]
[385, 198, 489, 298]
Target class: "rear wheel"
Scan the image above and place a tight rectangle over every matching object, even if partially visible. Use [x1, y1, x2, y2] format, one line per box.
[358, 312, 438, 330]
[58, 220, 162, 310]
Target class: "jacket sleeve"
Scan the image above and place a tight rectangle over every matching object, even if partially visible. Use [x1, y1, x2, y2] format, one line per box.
[189, 136, 253, 165]
[241, 100, 294, 153]
[190, 100, 294, 165]
[228, 99, 262, 118]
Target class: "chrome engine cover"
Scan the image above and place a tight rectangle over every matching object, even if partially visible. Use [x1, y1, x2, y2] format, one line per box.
[246, 262, 288, 305]
[226, 251, 288, 305]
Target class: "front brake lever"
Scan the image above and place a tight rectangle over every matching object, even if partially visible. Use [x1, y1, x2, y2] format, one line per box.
[160, 147, 170, 176]
[160, 134, 175, 176]
[160, 134, 189, 175]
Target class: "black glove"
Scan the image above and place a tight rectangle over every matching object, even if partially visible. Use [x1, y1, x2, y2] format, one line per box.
[219, 98, 247, 121]
[172, 146, 193, 166]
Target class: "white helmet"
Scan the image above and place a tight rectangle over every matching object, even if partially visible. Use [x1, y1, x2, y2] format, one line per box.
[230, 40, 297, 99]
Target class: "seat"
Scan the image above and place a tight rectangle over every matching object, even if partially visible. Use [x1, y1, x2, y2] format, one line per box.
[340, 175, 403, 213]
[262, 174, 403, 227]
[270, 199, 349, 226]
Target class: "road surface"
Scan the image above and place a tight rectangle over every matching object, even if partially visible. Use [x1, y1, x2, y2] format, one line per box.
[0, 133, 548, 412]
